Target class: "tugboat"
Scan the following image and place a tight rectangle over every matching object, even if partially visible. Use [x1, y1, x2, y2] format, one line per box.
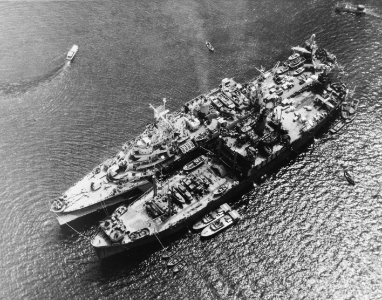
[335, 3, 366, 15]
[200, 210, 240, 238]
[66, 44, 79, 61]
[205, 41, 215, 52]
[192, 203, 232, 230]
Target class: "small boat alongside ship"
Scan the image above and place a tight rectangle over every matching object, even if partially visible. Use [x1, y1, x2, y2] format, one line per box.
[201, 210, 240, 238]
[341, 99, 359, 122]
[66, 44, 79, 61]
[329, 96, 357, 134]
[192, 203, 232, 230]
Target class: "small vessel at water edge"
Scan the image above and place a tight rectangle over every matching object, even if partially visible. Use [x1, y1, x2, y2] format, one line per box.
[192, 203, 232, 230]
[206, 41, 214, 52]
[66, 44, 79, 61]
[201, 210, 240, 238]
[91, 35, 349, 259]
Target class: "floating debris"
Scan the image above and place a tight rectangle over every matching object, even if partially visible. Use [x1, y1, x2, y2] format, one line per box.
[343, 169, 355, 185]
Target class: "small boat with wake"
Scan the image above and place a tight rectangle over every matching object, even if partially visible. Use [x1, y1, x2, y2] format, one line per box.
[201, 210, 240, 238]
[205, 41, 215, 52]
[66, 44, 79, 61]
[335, 3, 366, 15]
[343, 169, 355, 185]
[192, 203, 232, 230]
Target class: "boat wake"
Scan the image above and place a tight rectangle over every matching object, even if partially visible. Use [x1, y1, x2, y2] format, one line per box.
[0, 54, 68, 96]
[365, 9, 382, 18]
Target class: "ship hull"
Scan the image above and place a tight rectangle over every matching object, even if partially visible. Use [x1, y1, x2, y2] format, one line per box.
[93, 104, 340, 259]
[56, 181, 152, 225]
[93, 182, 246, 259]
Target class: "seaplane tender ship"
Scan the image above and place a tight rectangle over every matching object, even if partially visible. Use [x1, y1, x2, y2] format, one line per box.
[91, 35, 349, 259]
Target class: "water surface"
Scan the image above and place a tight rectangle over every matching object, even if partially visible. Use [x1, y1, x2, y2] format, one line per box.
[0, 0, 382, 299]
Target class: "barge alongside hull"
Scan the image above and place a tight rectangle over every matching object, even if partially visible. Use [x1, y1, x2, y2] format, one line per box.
[91, 35, 348, 259]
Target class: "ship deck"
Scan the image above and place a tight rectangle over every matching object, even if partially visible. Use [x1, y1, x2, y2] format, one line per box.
[93, 157, 235, 247]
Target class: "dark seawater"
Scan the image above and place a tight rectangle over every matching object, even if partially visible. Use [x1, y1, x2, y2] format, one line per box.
[0, 0, 381, 299]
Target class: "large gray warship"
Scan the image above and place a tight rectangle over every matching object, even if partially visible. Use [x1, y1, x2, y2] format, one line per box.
[91, 35, 348, 259]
